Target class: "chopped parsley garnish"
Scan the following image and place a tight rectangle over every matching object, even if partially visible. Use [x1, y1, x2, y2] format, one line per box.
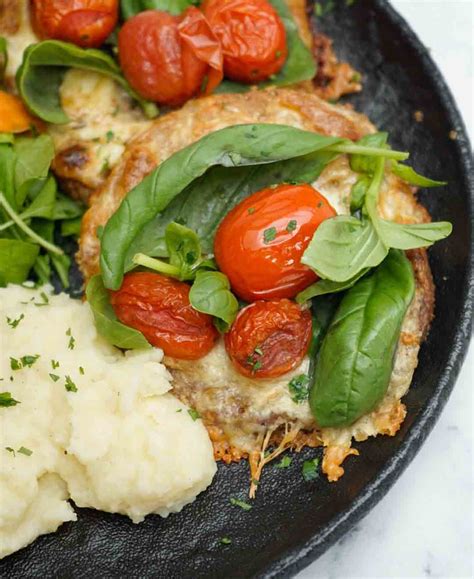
[51, 359, 60, 369]
[10, 357, 21, 371]
[248, 207, 256, 215]
[6, 314, 24, 328]
[18, 446, 33, 456]
[230, 498, 252, 511]
[275, 50, 282, 59]
[65, 375, 77, 393]
[5, 447, 15, 455]
[79, 366, 85, 375]
[49, 373, 60, 382]
[263, 226, 277, 244]
[220, 537, 232, 545]
[286, 219, 297, 233]
[302, 458, 320, 481]
[246, 347, 264, 373]
[288, 374, 310, 404]
[187, 408, 200, 421]
[21, 355, 40, 368]
[176, 408, 182, 413]
[34, 291, 49, 307]
[66, 328, 75, 350]
[0, 392, 20, 407]
[276, 455, 292, 469]
[105, 130, 114, 142]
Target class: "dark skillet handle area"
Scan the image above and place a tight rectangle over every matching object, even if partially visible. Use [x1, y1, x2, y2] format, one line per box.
[1, 1, 472, 577]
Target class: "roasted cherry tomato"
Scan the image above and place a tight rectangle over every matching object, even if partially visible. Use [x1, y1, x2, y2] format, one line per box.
[31, 0, 118, 48]
[225, 300, 312, 378]
[202, 0, 287, 83]
[214, 183, 336, 302]
[118, 8, 223, 106]
[109, 272, 218, 360]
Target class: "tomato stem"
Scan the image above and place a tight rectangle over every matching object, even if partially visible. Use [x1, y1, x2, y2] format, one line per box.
[132, 253, 180, 277]
[329, 143, 409, 160]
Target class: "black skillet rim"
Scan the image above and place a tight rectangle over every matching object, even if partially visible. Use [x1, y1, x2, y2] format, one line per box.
[263, 1, 474, 576]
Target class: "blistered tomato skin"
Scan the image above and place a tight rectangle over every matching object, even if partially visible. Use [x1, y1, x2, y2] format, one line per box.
[110, 272, 218, 360]
[202, 0, 287, 83]
[225, 300, 312, 379]
[31, 0, 118, 48]
[118, 8, 223, 106]
[214, 184, 337, 302]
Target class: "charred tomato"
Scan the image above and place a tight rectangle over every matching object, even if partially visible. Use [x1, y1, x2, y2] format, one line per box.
[110, 272, 218, 360]
[214, 183, 336, 302]
[118, 7, 223, 106]
[224, 299, 312, 378]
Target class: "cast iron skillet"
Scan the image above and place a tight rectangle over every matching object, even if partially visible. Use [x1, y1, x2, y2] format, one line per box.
[1, 1, 472, 577]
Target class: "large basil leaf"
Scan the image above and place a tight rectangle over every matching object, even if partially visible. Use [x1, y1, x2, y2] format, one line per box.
[124, 149, 338, 264]
[391, 162, 446, 187]
[121, 0, 199, 18]
[310, 249, 415, 428]
[189, 271, 239, 330]
[100, 124, 345, 289]
[86, 275, 150, 350]
[0, 239, 39, 284]
[216, 0, 316, 93]
[16, 40, 158, 124]
[375, 219, 452, 250]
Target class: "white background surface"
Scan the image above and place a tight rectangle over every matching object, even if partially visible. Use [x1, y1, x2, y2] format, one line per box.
[299, 1, 473, 578]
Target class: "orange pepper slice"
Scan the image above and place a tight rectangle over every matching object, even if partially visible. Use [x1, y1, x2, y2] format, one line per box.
[0, 91, 35, 133]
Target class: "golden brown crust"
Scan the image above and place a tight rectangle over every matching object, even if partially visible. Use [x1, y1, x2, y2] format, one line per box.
[0, 0, 20, 35]
[78, 87, 375, 280]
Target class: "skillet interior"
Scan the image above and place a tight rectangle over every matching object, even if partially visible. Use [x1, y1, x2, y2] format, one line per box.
[1, 1, 472, 577]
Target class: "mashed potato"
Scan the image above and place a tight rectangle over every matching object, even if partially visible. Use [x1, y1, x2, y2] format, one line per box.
[0, 286, 216, 559]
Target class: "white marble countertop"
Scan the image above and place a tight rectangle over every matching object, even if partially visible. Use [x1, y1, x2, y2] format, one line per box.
[299, 1, 473, 577]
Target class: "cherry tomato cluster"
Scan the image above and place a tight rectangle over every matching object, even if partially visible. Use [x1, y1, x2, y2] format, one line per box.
[31, 0, 288, 107]
[110, 184, 336, 379]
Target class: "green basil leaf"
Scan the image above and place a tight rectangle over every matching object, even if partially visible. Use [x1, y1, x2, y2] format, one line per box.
[86, 275, 151, 350]
[125, 149, 338, 263]
[310, 249, 415, 427]
[0, 239, 39, 284]
[16, 40, 158, 124]
[189, 271, 238, 331]
[120, 0, 199, 18]
[100, 124, 344, 289]
[349, 132, 388, 174]
[375, 219, 452, 250]
[296, 268, 369, 303]
[165, 222, 202, 280]
[60, 217, 82, 237]
[391, 162, 447, 187]
[350, 175, 370, 213]
[0, 36, 7, 86]
[301, 215, 387, 282]
[215, 0, 316, 93]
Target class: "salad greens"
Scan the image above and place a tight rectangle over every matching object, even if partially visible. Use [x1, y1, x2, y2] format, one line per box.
[16, 40, 158, 124]
[189, 271, 239, 331]
[0, 133, 84, 287]
[121, 0, 200, 18]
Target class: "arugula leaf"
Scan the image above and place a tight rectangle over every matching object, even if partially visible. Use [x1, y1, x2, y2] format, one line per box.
[302, 458, 319, 481]
[0, 143, 16, 209]
[18, 176, 57, 221]
[350, 175, 370, 213]
[86, 275, 151, 350]
[60, 217, 82, 237]
[13, 135, 55, 204]
[120, 0, 199, 18]
[16, 40, 158, 124]
[53, 194, 85, 220]
[391, 162, 446, 187]
[375, 219, 452, 249]
[165, 222, 203, 280]
[189, 271, 239, 331]
[0, 239, 40, 284]
[276, 455, 292, 468]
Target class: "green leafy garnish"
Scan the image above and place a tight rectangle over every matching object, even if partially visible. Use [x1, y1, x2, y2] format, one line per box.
[189, 271, 238, 331]
[187, 408, 201, 421]
[276, 455, 292, 468]
[6, 314, 24, 328]
[64, 375, 77, 393]
[49, 373, 60, 382]
[263, 227, 277, 244]
[220, 537, 232, 545]
[286, 219, 297, 232]
[17, 446, 33, 456]
[288, 374, 310, 403]
[229, 498, 252, 511]
[302, 458, 320, 481]
[21, 354, 40, 368]
[0, 392, 20, 407]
